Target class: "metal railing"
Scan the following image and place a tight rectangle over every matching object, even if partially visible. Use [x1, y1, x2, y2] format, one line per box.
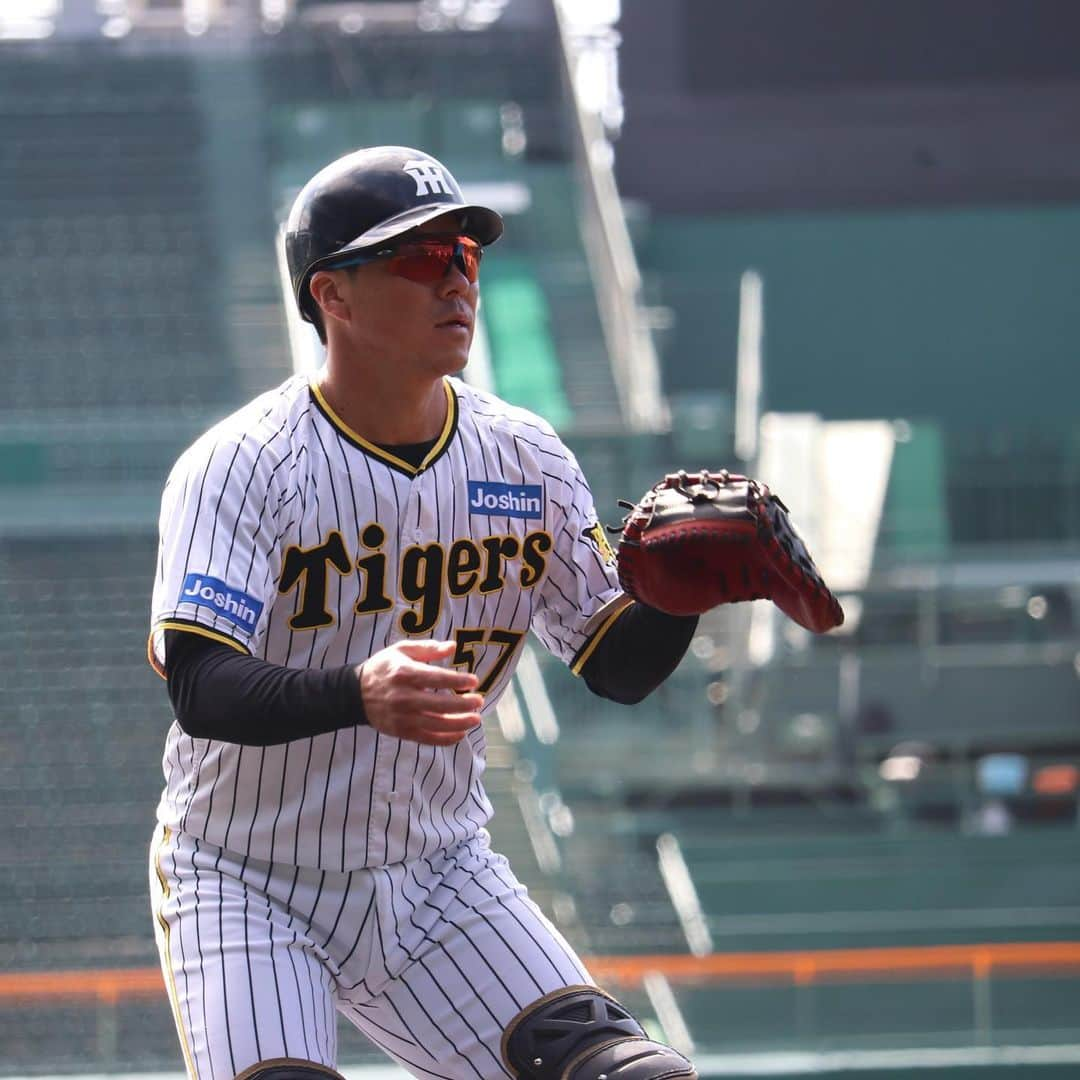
[4, 942, 1078, 1064]
[551, 1, 668, 435]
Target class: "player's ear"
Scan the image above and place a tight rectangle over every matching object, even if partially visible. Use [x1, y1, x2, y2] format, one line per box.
[308, 269, 352, 333]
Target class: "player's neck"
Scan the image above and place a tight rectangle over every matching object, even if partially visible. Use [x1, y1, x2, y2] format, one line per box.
[317, 361, 449, 446]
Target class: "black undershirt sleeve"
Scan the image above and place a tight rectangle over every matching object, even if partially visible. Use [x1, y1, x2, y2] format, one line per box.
[166, 598, 693, 743]
[578, 602, 699, 705]
[164, 629, 367, 746]
[167, 597, 695, 744]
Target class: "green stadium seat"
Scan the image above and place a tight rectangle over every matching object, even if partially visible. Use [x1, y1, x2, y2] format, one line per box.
[481, 259, 573, 428]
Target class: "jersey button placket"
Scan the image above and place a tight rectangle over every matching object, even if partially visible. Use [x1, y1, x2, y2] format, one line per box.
[388, 479, 421, 642]
[405, 473, 425, 545]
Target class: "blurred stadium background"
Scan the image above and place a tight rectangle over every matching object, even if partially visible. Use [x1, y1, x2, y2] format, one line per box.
[1, 0, 1079, 1076]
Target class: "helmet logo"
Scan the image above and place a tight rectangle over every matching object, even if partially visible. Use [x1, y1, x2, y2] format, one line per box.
[403, 160, 452, 197]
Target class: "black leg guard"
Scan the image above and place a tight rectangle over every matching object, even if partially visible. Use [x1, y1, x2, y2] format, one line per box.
[501, 985, 697, 1080]
[233, 1059, 346, 1080]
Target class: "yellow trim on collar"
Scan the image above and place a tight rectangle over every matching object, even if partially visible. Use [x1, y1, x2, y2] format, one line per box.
[309, 377, 457, 476]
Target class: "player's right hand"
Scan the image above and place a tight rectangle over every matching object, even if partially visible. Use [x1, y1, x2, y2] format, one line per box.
[358, 640, 484, 746]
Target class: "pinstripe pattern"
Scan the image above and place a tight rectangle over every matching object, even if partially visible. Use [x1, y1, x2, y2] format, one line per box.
[149, 374, 621, 872]
[148, 371, 623, 1076]
[151, 825, 590, 1080]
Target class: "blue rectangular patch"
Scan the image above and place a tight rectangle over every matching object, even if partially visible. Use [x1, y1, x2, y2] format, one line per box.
[178, 573, 263, 633]
[467, 481, 543, 520]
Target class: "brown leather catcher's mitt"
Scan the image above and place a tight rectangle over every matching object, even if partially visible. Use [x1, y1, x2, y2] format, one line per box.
[613, 469, 844, 632]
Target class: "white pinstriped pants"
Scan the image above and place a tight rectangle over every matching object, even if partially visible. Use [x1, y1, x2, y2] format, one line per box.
[149, 825, 593, 1080]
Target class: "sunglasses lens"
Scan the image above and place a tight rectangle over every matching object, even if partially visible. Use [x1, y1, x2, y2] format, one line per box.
[384, 238, 482, 284]
[385, 244, 449, 283]
[456, 241, 482, 281]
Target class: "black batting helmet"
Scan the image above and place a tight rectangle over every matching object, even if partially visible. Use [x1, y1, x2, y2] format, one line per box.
[284, 146, 503, 326]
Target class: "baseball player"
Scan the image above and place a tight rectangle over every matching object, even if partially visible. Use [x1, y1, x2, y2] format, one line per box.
[148, 146, 700, 1080]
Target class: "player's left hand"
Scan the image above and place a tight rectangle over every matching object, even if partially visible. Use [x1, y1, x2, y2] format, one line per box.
[358, 640, 485, 746]
[612, 468, 844, 632]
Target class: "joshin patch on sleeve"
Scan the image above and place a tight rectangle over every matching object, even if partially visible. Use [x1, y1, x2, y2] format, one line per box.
[176, 573, 265, 636]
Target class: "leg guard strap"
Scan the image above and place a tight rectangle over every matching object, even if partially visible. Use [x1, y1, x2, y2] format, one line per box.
[501, 985, 696, 1080]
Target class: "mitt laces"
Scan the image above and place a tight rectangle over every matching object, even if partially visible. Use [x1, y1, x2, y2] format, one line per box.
[608, 468, 757, 536]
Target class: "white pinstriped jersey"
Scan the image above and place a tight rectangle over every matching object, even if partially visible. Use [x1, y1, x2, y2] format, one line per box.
[149, 372, 624, 871]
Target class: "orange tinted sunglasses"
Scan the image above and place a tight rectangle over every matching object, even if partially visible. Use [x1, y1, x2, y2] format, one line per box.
[331, 236, 483, 284]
